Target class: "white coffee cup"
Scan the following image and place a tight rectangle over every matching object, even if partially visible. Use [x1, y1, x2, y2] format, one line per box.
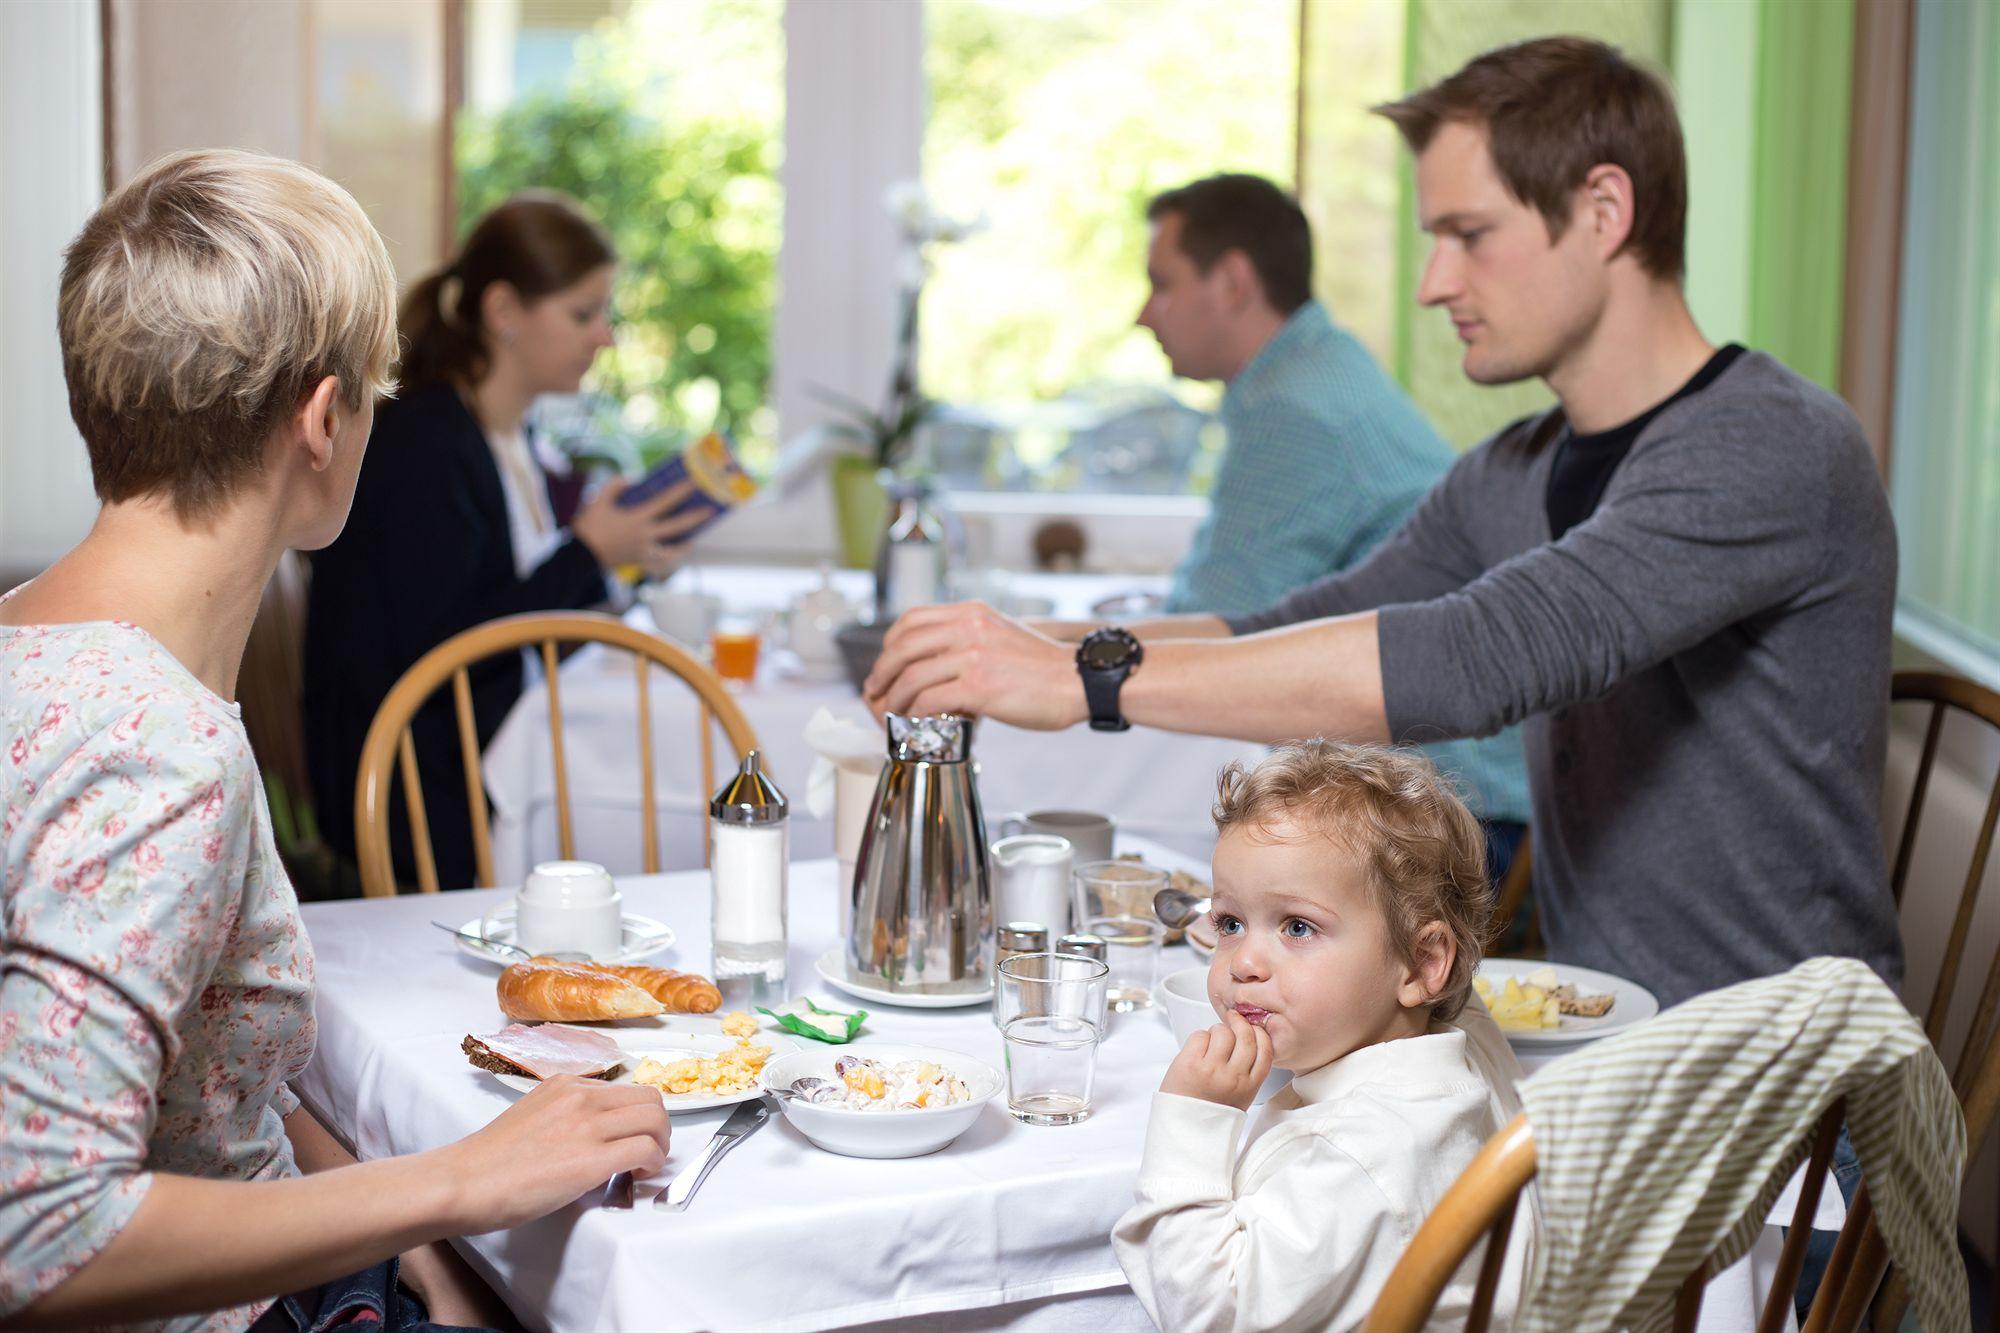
[487, 860, 623, 959]
[642, 587, 721, 650]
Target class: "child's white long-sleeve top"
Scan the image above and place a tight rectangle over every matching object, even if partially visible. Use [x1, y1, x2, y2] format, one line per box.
[1111, 1007, 1536, 1332]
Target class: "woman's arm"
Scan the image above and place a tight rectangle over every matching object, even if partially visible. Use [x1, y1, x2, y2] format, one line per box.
[14, 1076, 665, 1330]
[284, 1104, 522, 1330]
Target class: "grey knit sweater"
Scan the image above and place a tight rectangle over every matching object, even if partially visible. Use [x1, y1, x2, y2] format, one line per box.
[1229, 352, 1901, 1006]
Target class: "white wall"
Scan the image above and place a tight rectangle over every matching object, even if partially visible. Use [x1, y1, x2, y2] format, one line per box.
[0, 0, 104, 573]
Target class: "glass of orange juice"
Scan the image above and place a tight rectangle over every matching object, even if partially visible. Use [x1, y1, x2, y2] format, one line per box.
[711, 620, 761, 687]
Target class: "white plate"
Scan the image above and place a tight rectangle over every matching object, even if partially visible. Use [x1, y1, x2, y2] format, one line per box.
[482, 1015, 797, 1114]
[1476, 959, 1658, 1046]
[453, 912, 676, 967]
[815, 948, 993, 1009]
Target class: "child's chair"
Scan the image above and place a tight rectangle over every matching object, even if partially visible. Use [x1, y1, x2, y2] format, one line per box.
[1362, 957, 1968, 1333]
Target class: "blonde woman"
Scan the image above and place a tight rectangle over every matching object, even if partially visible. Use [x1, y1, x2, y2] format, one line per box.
[0, 151, 669, 1330]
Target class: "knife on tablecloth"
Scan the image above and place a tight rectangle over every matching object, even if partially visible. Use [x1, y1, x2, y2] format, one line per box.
[654, 1097, 773, 1212]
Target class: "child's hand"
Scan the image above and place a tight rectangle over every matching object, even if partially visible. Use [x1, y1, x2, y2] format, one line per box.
[1160, 1010, 1274, 1111]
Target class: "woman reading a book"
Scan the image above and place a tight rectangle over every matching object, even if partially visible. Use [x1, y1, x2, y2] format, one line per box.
[305, 192, 700, 893]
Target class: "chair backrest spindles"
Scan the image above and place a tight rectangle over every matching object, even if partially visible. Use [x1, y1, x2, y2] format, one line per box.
[1461, 1190, 1516, 1333]
[700, 699, 716, 866]
[1757, 1104, 1845, 1333]
[396, 730, 440, 894]
[450, 666, 496, 888]
[354, 611, 759, 895]
[636, 654, 660, 875]
[542, 638, 575, 860]
[1890, 701, 1945, 907]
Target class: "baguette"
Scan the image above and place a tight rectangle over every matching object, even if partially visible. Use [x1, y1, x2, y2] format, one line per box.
[497, 959, 666, 1022]
[582, 963, 722, 1014]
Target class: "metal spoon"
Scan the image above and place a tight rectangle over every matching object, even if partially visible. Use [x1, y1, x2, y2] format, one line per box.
[428, 921, 590, 963]
[1153, 886, 1211, 929]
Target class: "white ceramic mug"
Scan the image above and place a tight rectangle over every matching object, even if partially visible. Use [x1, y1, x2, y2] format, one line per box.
[487, 860, 623, 959]
[1000, 810, 1114, 865]
[642, 587, 721, 650]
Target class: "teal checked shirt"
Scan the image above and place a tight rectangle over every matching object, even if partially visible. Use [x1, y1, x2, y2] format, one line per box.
[1166, 301, 1532, 825]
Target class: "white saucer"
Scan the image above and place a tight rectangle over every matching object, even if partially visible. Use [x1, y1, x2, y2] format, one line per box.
[814, 948, 994, 1009]
[454, 912, 676, 967]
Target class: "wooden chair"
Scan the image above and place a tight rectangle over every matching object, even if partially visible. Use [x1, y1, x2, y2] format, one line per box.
[1872, 670, 2000, 1326]
[354, 611, 760, 897]
[1362, 1103, 1862, 1333]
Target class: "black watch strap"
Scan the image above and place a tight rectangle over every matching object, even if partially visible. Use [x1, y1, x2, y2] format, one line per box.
[1082, 667, 1131, 732]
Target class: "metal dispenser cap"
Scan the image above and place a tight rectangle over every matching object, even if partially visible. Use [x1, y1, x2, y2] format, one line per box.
[710, 750, 788, 824]
[1056, 933, 1107, 963]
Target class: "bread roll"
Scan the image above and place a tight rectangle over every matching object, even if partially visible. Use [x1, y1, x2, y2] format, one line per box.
[497, 959, 666, 1022]
[583, 964, 722, 1014]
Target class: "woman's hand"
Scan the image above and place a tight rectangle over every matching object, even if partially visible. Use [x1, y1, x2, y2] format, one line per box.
[398, 1240, 522, 1330]
[432, 1075, 671, 1232]
[1160, 1011, 1273, 1111]
[572, 478, 708, 570]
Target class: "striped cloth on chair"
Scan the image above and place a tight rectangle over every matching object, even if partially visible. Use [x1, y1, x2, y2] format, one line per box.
[1515, 956, 1966, 1332]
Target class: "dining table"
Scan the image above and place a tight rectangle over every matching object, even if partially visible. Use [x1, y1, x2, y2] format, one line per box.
[478, 564, 1268, 887]
[294, 836, 1833, 1332]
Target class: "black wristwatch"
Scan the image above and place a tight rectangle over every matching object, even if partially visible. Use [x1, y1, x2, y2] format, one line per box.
[1076, 627, 1144, 732]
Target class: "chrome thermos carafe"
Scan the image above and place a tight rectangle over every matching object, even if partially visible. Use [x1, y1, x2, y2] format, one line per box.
[848, 713, 992, 994]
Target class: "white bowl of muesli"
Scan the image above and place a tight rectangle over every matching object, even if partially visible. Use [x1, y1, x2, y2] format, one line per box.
[761, 1043, 1001, 1158]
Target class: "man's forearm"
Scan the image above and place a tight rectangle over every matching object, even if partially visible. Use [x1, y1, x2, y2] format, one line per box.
[1122, 613, 1389, 744]
[1028, 614, 1232, 644]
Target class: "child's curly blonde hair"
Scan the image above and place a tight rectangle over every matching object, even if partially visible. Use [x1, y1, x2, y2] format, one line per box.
[1213, 740, 1495, 1020]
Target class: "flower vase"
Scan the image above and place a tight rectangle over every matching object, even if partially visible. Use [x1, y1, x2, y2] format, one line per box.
[831, 453, 888, 570]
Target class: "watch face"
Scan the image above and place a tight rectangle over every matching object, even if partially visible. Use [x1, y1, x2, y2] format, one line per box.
[1079, 630, 1136, 670]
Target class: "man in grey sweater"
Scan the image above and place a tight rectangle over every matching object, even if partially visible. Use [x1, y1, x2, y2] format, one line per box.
[863, 38, 1900, 1009]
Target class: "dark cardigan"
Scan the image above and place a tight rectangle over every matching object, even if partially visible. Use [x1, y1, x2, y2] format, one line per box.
[304, 381, 607, 891]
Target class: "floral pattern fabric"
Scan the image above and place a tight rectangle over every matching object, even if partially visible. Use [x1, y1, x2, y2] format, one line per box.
[0, 611, 316, 1330]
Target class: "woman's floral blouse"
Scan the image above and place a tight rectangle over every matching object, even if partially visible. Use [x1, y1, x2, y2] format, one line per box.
[0, 609, 315, 1329]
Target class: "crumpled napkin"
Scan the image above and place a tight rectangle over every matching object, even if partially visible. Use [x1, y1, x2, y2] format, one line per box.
[804, 707, 883, 818]
[759, 996, 867, 1044]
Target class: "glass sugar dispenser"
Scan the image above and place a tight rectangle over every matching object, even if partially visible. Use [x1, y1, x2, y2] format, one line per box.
[710, 749, 790, 1009]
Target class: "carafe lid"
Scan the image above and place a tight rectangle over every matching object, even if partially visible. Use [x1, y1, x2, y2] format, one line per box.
[710, 749, 788, 824]
[885, 712, 975, 763]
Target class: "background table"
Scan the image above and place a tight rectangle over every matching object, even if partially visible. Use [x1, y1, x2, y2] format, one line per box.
[480, 565, 1265, 886]
[295, 842, 1816, 1332]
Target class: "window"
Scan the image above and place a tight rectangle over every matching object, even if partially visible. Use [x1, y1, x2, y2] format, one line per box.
[456, 0, 784, 473]
[918, 0, 1299, 495]
[1890, 0, 2000, 684]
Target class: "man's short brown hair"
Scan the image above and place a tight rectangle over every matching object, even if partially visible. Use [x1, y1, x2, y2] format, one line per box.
[1146, 174, 1313, 315]
[1374, 36, 1687, 282]
[1213, 740, 1493, 1020]
[59, 149, 398, 520]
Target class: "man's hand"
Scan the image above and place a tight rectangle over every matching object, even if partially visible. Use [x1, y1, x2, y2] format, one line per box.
[1159, 1011, 1273, 1111]
[863, 602, 1088, 729]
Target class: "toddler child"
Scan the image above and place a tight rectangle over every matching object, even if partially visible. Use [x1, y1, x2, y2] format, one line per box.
[1112, 740, 1535, 1331]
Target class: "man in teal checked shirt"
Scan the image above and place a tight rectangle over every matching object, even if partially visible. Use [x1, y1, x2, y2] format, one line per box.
[1137, 173, 1530, 874]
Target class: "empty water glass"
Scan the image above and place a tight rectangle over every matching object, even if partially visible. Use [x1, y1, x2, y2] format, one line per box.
[997, 952, 1109, 1126]
[1072, 860, 1168, 1011]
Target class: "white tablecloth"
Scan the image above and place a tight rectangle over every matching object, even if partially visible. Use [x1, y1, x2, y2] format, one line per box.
[480, 566, 1265, 887]
[295, 841, 1810, 1332]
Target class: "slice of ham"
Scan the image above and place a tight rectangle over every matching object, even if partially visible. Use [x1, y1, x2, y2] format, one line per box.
[464, 1022, 626, 1080]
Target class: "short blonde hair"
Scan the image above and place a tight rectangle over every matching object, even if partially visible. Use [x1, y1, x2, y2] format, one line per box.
[58, 149, 398, 519]
[1214, 741, 1494, 1020]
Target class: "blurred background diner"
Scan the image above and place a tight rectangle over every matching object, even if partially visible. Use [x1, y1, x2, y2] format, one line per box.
[2, 0, 1998, 1319]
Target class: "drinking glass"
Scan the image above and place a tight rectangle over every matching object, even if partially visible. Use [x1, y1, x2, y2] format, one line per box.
[997, 952, 1108, 1126]
[711, 620, 761, 685]
[1072, 860, 1168, 1011]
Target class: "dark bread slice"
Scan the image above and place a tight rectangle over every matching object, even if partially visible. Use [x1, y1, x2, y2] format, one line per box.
[461, 1035, 622, 1080]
